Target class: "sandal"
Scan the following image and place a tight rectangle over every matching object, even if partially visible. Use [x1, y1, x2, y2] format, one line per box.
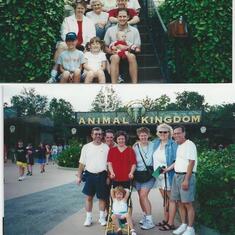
[156, 220, 167, 227]
[159, 223, 175, 231]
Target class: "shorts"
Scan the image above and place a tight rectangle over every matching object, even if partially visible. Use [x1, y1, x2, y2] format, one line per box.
[113, 212, 128, 219]
[38, 158, 46, 164]
[135, 177, 155, 191]
[112, 181, 131, 189]
[16, 161, 27, 168]
[170, 173, 196, 203]
[155, 174, 171, 191]
[82, 171, 109, 200]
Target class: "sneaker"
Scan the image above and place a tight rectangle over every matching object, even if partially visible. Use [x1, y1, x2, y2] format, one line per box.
[98, 217, 107, 226]
[173, 223, 187, 235]
[139, 215, 146, 225]
[46, 77, 57, 83]
[30, 173, 32, 176]
[26, 172, 30, 176]
[18, 177, 22, 181]
[130, 229, 137, 235]
[182, 227, 195, 235]
[84, 216, 92, 226]
[118, 75, 124, 83]
[140, 220, 155, 230]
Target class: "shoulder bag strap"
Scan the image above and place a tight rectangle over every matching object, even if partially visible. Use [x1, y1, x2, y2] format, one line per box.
[137, 143, 149, 171]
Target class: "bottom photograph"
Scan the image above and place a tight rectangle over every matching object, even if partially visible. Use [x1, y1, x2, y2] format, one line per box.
[3, 84, 235, 235]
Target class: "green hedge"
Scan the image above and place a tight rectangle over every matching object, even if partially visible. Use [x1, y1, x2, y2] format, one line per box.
[57, 139, 83, 168]
[158, 0, 232, 83]
[1, 0, 65, 82]
[196, 145, 235, 234]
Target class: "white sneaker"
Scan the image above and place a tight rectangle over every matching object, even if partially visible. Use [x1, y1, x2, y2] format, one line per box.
[98, 217, 107, 226]
[18, 177, 23, 181]
[139, 215, 146, 225]
[118, 75, 124, 83]
[140, 220, 155, 230]
[130, 229, 137, 235]
[182, 227, 195, 235]
[84, 216, 92, 226]
[173, 223, 187, 235]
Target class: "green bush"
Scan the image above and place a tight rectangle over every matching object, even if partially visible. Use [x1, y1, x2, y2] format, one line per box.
[158, 0, 232, 83]
[57, 139, 83, 168]
[1, 0, 65, 82]
[196, 145, 235, 234]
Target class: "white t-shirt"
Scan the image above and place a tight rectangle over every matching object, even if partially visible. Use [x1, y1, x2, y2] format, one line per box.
[112, 199, 128, 214]
[101, 0, 116, 12]
[79, 142, 109, 173]
[127, 0, 141, 10]
[153, 146, 166, 171]
[86, 11, 109, 25]
[174, 140, 197, 173]
[84, 51, 107, 72]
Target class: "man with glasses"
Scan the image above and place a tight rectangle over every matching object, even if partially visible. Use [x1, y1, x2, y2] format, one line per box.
[168, 125, 197, 235]
[77, 127, 109, 227]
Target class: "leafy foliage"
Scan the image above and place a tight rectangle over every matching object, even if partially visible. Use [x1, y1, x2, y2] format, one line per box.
[57, 138, 83, 168]
[196, 145, 235, 234]
[91, 86, 122, 112]
[158, 0, 232, 82]
[1, 0, 64, 82]
[11, 88, 48, 116]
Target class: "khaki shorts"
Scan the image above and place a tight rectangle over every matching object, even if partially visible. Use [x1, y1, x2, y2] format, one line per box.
[170, 173, 196, 203]
[16, 161, 27, 168]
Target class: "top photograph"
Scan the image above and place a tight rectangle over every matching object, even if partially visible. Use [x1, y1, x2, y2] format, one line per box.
[1, 0, 232, 84]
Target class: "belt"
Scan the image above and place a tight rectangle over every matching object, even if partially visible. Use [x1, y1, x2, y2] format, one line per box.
[175, 172, 196, 175]
[87, 170, 106, 176]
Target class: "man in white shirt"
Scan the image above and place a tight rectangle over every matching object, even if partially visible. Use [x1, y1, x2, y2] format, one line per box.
[77, 127, 109, 227]
[169, 125, 197, 235]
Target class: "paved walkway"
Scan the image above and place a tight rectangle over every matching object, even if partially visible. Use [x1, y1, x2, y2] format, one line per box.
[4, 161, 177, 235]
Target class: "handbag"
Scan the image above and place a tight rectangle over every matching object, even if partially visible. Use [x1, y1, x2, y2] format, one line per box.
[134, 144, 154, 183]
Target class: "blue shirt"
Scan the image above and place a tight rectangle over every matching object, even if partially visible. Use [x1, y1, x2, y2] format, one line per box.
[133, 142, 154, 171]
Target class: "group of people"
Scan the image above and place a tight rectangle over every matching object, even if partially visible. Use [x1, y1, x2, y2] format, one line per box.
[48, 0, 142, 84]
[14, 141, 63, 181]
[77, 125, 197, 235]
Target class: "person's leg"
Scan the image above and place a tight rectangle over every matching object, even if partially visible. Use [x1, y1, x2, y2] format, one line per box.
[126, 53, 138, 83]
[96, 70, 106, 83]
[73, 68, 81, 83]
[167, 200, 177, 225]
[111, 214, 121, 231]
[95, 26, 106, 40]
[60, 71, 70, 83]
[139, 188, 152, 215]
[184, 202, 195, 227]
[85, 195, 94, 212]
[84, 71, 95, 83]
[110, 55, 120, 83]
[125, 213, 134, 230]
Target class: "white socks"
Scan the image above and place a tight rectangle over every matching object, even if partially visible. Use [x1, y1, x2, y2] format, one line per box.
[99, 210, 105, 218]
[86, 212, 92, 218]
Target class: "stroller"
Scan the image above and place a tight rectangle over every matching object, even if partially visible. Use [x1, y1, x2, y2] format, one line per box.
[105, 182, 134, 235]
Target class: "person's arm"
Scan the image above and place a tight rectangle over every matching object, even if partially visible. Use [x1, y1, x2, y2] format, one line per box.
[128, 15, 140, 25]
[108, 162, 115, 179]
[123, 188, 130, 201]
[181, 160, 195, 190]
[77, 162, 85, 185]
[83, 60, 93, 71]
[128, 164, 136, 179]
[59, 64, 66, 73]
[101, 61, 106, 70]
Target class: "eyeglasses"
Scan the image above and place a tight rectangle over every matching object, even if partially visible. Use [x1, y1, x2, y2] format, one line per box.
[94, 133, 102, 136]
[159, 131, 168, 134]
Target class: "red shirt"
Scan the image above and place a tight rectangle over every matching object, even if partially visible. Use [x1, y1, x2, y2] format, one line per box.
[77, 21, 83, 46]
[108, 8, 138, 20]
[107, 146, 137, 181]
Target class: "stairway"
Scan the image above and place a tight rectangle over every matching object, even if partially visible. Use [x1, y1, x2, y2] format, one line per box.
[137, 17, 163, 83]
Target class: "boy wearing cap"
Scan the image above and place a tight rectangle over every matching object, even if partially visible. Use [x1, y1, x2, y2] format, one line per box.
[57, 32, 85, 83]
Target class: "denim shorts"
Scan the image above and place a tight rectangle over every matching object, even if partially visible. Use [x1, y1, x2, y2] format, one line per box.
[82, 171, 109, 200]
[135, 177, 156, 191]
[170, 173, 196, 203]
[38, 158, 46, 164]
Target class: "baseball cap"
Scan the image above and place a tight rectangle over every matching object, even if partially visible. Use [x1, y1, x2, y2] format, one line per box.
[65, 32, 77, 41]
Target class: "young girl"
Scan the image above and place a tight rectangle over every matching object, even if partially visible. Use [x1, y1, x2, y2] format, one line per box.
[83, 37, 107, 83]
[111, 186, 137, 235]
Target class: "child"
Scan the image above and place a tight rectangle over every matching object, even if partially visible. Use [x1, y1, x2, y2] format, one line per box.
[109, 31, 140, 59]
[83, 37, 107, 83]
[57, 32, 85, 83]
[111, 186, 137, 235]
[26, 143, 34, 176]
[15, 140, 27, 181]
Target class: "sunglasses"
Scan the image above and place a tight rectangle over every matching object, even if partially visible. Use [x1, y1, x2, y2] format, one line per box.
[159, 131, 168, 134]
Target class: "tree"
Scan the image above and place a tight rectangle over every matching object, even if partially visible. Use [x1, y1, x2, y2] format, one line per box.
[91, 86, 122, 112]
[175, 91, 207, 110]
[11, 88, 48, 116]
[142, 96, 155, 111]
[47, 98, 75, 124]
[153, 94, 171, 110]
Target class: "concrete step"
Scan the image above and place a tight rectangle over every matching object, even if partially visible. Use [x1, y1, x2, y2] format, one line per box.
[137, 54, 158, 67]
[141, 43, 153, 53]
[138, 66, 163, 83]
